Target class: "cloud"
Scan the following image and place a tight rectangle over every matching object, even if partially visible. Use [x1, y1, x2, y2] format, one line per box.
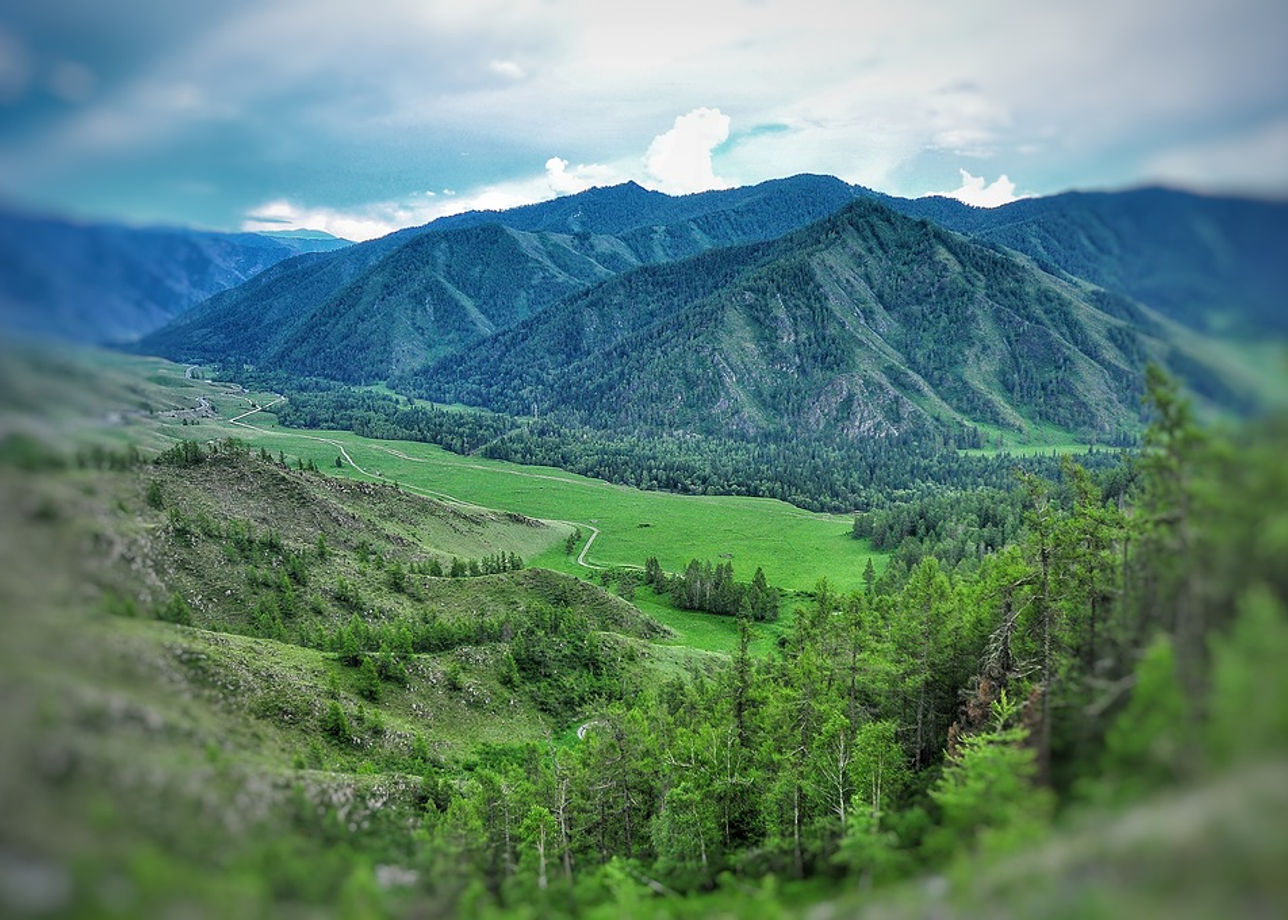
[241, 199, 405, 242]
[47, 60, 97, 104]
[488, 59, 525, 80]
[9, 1, 1288, 232]
[241, 167, 571, 241]
[1143, 117, 1288, 195]
[643, 107, 731, 194]
[943, 169, 1022, 207]
[0, 27, 32, 103]
[544, 156, 616, 194]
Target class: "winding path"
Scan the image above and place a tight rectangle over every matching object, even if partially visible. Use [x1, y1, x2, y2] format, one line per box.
[224, 393, 604, 569]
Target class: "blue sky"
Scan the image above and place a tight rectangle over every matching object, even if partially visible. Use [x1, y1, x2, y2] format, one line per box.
[1, 0, 1285, 240]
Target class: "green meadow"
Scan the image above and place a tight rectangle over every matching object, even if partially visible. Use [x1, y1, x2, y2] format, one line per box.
[181, 400, 886, 597]
[2, 348, 885, 651]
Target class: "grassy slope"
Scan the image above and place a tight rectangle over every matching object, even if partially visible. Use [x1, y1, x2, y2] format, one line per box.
[5, 347, 884, 595]
[200, 416, 882, 594]
[0, 430, 714, 914]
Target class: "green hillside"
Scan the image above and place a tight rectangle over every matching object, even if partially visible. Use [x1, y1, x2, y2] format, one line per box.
[137, 176, 868, 382]
[4, 352, 1287, 918]
[414, 198, 1260, 445]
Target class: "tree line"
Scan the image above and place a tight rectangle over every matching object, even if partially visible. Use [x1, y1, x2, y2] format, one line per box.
[327, 367, 1288, 913]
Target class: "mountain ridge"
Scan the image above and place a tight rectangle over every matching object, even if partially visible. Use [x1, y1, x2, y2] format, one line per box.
[408, 197, 1254, 444]
[0, 209, 352, 343]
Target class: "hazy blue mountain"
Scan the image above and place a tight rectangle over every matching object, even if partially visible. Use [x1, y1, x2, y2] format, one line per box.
[882, 187, 1288, 334]
[0, 209, 350, 343]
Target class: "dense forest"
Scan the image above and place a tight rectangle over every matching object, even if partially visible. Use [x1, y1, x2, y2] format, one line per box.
[403, 199, 1188, 445]
[259, 377, 1127, 513]
[337, 368, 1288, 912]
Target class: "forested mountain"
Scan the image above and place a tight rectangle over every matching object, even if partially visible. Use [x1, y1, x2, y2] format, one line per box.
[134, 177, 1285, 417]
[0, 209, 350, 343]
[142, 223, 635, 380]
[409, 198, 1246, 444]
[885, 187, 1288, 334]
[136, 175, 870, 378]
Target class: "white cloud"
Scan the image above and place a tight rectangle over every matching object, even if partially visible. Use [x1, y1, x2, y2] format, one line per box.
[643, 107, 731, 194]
[1143, 117, 1288, 194]
[544, 156, 616, 194]
[488, 59, 526, 80]
[241, 169, 570, 240]
[943, 169, 1022, 207]
[241, 199, 404, 242]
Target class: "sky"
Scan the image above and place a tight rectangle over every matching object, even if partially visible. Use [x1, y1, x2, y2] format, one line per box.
[1, 0, 1286, 241]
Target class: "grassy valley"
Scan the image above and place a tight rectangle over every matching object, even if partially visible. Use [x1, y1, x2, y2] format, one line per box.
[3, 171, 1288, 920]
[5, 343, 1288, 919]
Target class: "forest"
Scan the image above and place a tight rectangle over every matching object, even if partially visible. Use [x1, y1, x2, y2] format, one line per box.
[260, 377, 1126, 513]
[322, 367, 1286, 914]
[3, 337, 1286, 918]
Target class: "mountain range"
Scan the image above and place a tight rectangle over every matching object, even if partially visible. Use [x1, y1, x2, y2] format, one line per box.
[136, 175, 867, 378]
[409, 197, 1238, 443]
[0, 210, 350, 343]
[126, 176, 1283, 444]
[5, 174, 1278, 446]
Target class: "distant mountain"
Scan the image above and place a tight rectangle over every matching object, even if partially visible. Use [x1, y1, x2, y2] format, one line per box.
[255, 228, 351, 242]
[138, 175, 869, 380]
[146, 223, 635, 380]
[0, 210, 350, 343]
[882, 187, 1288, 335]
[409, 198, 1252, 443]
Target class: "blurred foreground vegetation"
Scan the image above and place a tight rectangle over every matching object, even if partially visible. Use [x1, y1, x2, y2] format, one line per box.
[0, 364, 1285, 918]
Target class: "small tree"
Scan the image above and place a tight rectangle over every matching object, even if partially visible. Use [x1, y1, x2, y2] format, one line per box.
[388, 562, 407, 593]
[321, 700, 351, 744]
[157, 592, 192, 626]
[357, 656, 382, 702]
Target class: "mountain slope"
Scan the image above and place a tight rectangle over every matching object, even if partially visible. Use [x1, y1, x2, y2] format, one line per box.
[412, 198, 1250, 443]
[141, 223, 641, 380]
[0, 210, 350, 343]
[136, 176, 869, 379]
[885, 187, 1288, 334]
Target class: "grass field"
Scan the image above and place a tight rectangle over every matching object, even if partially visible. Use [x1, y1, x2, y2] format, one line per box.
[143, 381, 889, 597]
[209, 416, 883, 593]
[2, 347, 884, 651]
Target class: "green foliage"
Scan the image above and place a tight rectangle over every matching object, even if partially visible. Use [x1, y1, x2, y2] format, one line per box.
[651, 558, 780, 621]
[1205, 588, 1288, 767]
[320, 700, 352, 744]
[156, 592, 192, 626]
[1100, 635, 1195, 800]
[928, 726, 1053, 859]
[356, 656, 382, 702]
[14, 349, 1288, 918]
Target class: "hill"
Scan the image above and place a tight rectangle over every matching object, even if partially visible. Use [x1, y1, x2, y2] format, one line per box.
[0, 431, 687, 914]
[886, 186, 1288, 335]
[134, 178, 1287, 405]
[0, 209, 350, 343]
[143, 223, 633, 381]
[135, 175, 868, 380]
[410, 197, 1252, 444]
